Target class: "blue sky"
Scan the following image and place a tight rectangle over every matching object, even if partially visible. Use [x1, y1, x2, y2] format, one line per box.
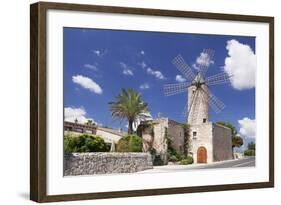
[63, 27, 256, 149]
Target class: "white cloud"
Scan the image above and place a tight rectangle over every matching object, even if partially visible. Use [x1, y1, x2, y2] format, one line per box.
[192, 63, 200, 71]
[192, 51, 214, 71]
[175, 75, 186, 83]
[238, 117, 256, 138]
[140, 83, 150, 90]
[140, 50, 145, 55]
[147, 67, 166, 80]
[224, 39, 256, 90]
[64, 107, 92, 123]
[123, 69, 133, 76]
[72, 75, 103, 94]
[138, 61, 147, 69]
[84, 63, 98, 71]
[92, 49, 106, 57]
[196, 52, 214, 67]
[120, 62, 134, 76]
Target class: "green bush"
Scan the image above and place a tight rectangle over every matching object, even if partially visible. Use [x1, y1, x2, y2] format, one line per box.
[64, 134, 109, 153]
[168, 155, 178, 162]
[179, 156, 194, 165]
[116, 135, 143, 152]
[244, 149, 255, 156]
[167, 149, 185, 162]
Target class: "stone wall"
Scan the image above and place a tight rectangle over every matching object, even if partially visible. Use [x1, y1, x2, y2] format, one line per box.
[212, 123, 233, 161]
[64, 152, 153, 176]
[168, 119, 185, 153]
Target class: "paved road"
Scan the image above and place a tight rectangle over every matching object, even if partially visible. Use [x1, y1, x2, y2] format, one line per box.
[138, 157, 255, 173]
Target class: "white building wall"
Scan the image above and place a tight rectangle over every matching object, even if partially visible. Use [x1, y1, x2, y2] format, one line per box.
[189, 122, 213, 163]
[95, 129, 122, 144]
[187, 85, 209, 125]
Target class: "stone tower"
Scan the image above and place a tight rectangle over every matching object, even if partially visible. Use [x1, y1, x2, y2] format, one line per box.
[187, 74, 209, 125]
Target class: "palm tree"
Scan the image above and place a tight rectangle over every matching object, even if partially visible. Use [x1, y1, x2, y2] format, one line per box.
[109, 88, 149, 134]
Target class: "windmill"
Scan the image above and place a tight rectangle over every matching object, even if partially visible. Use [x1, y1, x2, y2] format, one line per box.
[164, 49, 231, 125]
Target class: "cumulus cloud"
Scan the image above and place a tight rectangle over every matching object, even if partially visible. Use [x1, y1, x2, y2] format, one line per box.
[175, 75, 186, 83]
[139, 83, 150, 90]
[140, 50, 145, 55]
[196, 52, 214, 67]
[64, 107, 92, 123]
[72, 75, 103, 94]
[138, 61, 147, 69]
[92, 49, 106, 57]
[238, 117, 256, 138]
[120, 62, 134, 76]
[224, 39, 256, 90]
[147, 67, 166, 80]
[84, 63, 98, 71]
[192, 51, 214, 71]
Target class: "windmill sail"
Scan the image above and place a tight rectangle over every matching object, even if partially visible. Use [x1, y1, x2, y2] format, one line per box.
[172, 54, 195, 82]
[164, 49, 229, 122]
[164, 81, 191, 96]
[200, 88, 225, 113]
[205, 72, 231, 86]
[197, 49, 214, 78]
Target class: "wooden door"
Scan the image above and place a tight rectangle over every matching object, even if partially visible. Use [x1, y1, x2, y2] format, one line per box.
[197, 146, 207, 163]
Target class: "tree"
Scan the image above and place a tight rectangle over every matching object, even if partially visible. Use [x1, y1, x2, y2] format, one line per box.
[232, 135, 244, 149]
[116, 135, 143, 152]
[243, 141, 255, 156]
[64, 134, 110, 153]
[109, 89, 149, 134]
[216, 121, 243, 150]
[247, 141, 256, 150]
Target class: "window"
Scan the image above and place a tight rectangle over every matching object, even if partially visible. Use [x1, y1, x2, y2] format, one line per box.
[203, 118, 206, 123]
[193, 131, 197, 139]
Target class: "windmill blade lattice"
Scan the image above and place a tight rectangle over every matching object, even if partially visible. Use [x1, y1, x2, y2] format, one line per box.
[164, 50, 229, 121]
[164, 81, 191, 96]
[198, 49, 215, 78]
[172, 54, 196, 82]
[205, 72, 231, 86]
[200, 88, 225, 113]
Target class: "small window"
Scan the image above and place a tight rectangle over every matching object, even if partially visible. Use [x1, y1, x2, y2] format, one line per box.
[192, 90, 195, 94]
[193, 131, 197, 138]
[203, 118, 207, 123]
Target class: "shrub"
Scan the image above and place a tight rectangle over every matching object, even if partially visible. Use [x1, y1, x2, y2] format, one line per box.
[179, 156, 194, 165]
[153, 154, 165, 166]
[244, 149, 255, 156]
[167, 149, 185, 162]
[64, 134, 109, 153]
[116, 135, 143, 152]
[168, 155, 178, 162]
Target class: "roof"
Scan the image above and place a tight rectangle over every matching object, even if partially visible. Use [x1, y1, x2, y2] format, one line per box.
[97, 127, 127, 137]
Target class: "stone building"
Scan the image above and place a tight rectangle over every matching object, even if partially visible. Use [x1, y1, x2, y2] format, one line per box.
[142, 118, 186, 164]
[142, 83, 233, 164]
[64, 121, 126, 150]
[187, 84, 233, 163]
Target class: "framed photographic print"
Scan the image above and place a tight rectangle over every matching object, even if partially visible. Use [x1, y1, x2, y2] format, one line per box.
[30, 1, 274, 202]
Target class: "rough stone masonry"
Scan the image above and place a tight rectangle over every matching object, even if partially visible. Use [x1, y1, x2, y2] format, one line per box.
[64, 152, 153, 176]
